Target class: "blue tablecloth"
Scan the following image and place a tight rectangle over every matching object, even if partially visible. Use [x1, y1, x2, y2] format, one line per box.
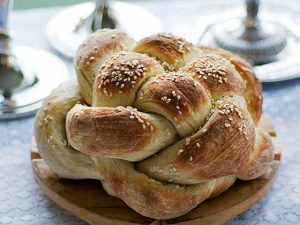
[1, 1, 300, 224]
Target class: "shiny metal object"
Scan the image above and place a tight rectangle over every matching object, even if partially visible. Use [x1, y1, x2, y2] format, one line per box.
[74, 0, 116, 33]
[0, 1, 69, 120]
[0, 0, 33, 99]
[0, 47, 69, 120]
[213, 0, 287, 64]
[187, 3, 300, 82]
[46, 1, 163, 58]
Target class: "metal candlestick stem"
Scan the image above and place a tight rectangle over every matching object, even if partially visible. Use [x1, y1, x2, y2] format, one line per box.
[0, 0, 69, 120]
[46, 0, 163, 58]
[212, 0, 287, 64]
[74, 0, 116, 33]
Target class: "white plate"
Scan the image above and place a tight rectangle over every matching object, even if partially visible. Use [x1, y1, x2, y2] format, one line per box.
[46, 1, 163, 59]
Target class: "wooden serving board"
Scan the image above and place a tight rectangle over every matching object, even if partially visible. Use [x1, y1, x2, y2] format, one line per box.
[31, 115, 281, 225]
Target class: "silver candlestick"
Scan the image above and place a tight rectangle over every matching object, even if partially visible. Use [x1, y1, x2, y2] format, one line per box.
[0, 0, 69, 120]
[46, 0, 163, 58]
[74, 0, 116, 33]
[0, 1, 35, 102]
[212, 0, 287, 64]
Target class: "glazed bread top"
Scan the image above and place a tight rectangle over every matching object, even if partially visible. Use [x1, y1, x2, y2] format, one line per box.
[75, 30, 262, 123]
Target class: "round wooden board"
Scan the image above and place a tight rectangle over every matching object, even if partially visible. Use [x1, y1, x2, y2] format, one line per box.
[31, 115, 281, 225]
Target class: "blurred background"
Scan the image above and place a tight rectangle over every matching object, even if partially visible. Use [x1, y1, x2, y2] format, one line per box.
[14, 0, 105, 9]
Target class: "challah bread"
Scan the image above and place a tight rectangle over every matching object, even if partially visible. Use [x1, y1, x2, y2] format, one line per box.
[137, 95, 256, 185]
[35, 80, 100, 180]
[66, 104, 178, 161]
[133, 33, 201, 71]
[75, 29, 135, 105]
[35, 29, 274, 219]
[93, 51, 164, 107]
[135, 72, 213, 137]
[199, 46, 262, 124]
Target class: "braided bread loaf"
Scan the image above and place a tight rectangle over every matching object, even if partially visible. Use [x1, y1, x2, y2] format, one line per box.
[35, 29, 274, 219]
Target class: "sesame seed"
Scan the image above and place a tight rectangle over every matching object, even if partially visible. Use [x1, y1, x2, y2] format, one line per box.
[161, 96, 168, 102]
[177, 149, 184, 155]
[196, 143, 200, 148]
[189, 156, 193, 161]
[225, 123, 231, 128]
[185, 138, 190, 146]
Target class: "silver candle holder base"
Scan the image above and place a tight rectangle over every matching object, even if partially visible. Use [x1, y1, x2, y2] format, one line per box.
[212, 0, 288, 65]
[0, 47, 69, 120]
[46, 1, 163, 58]
[180, 2, 300, 82]
[0, 0, 69, 120]
[212, 21, 287, 65]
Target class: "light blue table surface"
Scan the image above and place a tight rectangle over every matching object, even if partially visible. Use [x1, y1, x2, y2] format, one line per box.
[0, 1, 300, 224]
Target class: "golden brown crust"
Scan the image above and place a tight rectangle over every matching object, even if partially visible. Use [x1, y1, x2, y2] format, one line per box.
[181, 53, 246, 100]
[133, 33, 194, 71]
[135, 71, 212, 137]
[66, 105, 178, 161]
[34, 80, 100, 180]
[35, 30, 274, 220]
[75, 29, 135, 104]
[93, 51, 164, 107]
[92, 156, 236, 219]
[199, 46, 262, 124]
[237, 127, 274, 180]
[137, 96, 256, 184]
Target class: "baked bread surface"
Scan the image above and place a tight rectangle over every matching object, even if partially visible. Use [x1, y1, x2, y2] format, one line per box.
[35, 29, 274, 219]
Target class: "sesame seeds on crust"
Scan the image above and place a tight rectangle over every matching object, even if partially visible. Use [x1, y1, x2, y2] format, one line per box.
[116, 106, 154, 131]
[95, 51, 161, 98]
